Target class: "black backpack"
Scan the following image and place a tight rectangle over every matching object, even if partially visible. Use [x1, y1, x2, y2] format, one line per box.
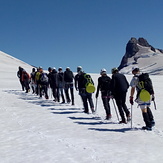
[99, 76, 111, 91]
[84, 74, 95, 93]
[138, 73, 154, 95]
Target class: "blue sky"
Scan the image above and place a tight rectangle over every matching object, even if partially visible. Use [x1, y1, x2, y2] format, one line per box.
[0, 0, 163, 73]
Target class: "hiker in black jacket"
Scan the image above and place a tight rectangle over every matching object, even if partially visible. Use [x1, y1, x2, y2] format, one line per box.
[96, 69, 112, 120]
[49, 68, 58, 101]
[57, 67, 65, 103]
[75, 66, 94, 113]
[63, 67, 74, 105]
[110, 68, 130, 123]
[17, 66, 25, 91]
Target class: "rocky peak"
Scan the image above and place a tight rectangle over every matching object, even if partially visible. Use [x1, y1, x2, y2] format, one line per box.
[118, 37, 161, 70]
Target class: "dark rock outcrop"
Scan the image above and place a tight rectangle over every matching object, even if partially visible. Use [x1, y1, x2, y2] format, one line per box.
[118, 37, 139, 69]
[118, 37, 160, 70]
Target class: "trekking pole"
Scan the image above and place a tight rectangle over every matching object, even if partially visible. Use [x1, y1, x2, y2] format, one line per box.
[112, 98, 120, 121]
[94, 97, 98, 113]
[131, 104, 133, 128]
[153, 100, 157, 110]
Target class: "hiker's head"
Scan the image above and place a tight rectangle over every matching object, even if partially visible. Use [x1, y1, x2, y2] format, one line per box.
[100, 68, 107, 75]
[132, 67, 140, 75]
[39, 67, 43, 73]
[111, 67, 118, 74]
[77, 66, 84, 74]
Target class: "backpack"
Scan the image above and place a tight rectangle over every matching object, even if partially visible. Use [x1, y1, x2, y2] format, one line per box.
[40, 73, 48, 83]
[137, 73, 154, 102]
[35, 72, 41, 81]
[84, 74, 95, 93]
[100, 76, 111, 91]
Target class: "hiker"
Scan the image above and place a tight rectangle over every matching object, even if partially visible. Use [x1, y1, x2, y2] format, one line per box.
[57, 67, 65, 103]
[17, 66, 25, 91]
[96, 69, 112, 120]
[35, 67, 41, 96]
[30, 68, 36, 94]
[129, 67, 155, 130]
[47, 67, 53, 88]
[39, 67, 49, 99]
[21, 69, 30, 93]
[63, 67, 74, 105]
[75, 66, 95, 113]
[49, 68, 58, 101]
[110, 67, 130, 123]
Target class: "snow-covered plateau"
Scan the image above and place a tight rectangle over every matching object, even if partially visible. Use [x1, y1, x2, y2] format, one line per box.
[0, 51, 163, 163]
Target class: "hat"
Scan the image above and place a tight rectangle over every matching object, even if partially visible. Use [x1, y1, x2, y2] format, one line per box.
[111, 67, 118, 74]
[100, 68, 107, 75]
[58, 67, 62, 71]
[132, 66, 139, 72]
[48, 67, 53, 72]
[77, 66, 82, 72]
[66, 67, 70, 71]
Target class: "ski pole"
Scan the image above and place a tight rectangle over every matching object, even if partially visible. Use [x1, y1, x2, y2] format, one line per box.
[112, 98, 120, 121]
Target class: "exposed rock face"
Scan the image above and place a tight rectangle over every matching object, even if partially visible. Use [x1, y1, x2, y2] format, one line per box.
[118, 37, 161, 70]
[118, 37, 139, 69]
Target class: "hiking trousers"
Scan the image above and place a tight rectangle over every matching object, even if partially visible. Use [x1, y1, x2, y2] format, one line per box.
[114, 91, 130, 121]
[80, 92, 94, 113]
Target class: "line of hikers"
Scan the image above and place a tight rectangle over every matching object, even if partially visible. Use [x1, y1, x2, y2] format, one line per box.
[17, 66, 155, 131]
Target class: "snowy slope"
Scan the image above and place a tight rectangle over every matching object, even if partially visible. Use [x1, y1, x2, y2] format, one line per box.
[0, 51, 163, 163]
[0, 51, 33, 89]
[120, 44, 163, 75]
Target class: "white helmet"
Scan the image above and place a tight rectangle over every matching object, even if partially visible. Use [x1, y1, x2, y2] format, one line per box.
[77, 66, 83, 72]
[100, 68, 107, 75]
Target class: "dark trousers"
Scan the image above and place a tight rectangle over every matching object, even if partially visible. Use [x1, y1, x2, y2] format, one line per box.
[80, 92, 94, 113]
[40, 84, 48, 98]
[19, 79, 25, 91]
[64, 83, 74, 104]
[114, 92, 130, 121]
[51, 86, 58, 101]
[24, 80, 30, 93]
[101, 91, 111, 115]
[57, 87, 65, 103]
[102, 96, 111, 116]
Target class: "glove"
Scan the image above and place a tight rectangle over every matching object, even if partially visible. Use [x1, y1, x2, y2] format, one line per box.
[95, 93, 98, 98]
[151, 94, 155, 101]
[130, 96, 134, 105]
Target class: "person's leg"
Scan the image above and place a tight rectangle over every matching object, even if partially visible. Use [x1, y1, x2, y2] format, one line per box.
[70, 84, 74, 105]
[141, 106, 152, 130]
[81, 94, 89, 113]
[115, 95, 126, 123]
[87, 93, 94, 113]
[102, 96, 111, 118]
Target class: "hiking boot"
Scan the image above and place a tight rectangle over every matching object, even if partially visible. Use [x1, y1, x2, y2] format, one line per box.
[84, 110, 89, 114]
[119, 120, 127, 124]
[45, 95, 49, 99]
[127, 114, 131, 121]
[91, 108, 95, 114]
[105, 114, 112, 120]
[151, 120, 155, 127]
[142, 126, 152, 131]
[61, 101, 65, 104]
